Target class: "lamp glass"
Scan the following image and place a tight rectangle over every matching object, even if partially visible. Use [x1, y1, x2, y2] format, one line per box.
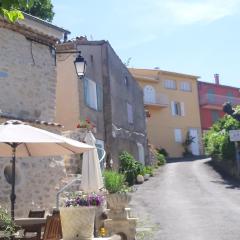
[74, 53, 86, 78]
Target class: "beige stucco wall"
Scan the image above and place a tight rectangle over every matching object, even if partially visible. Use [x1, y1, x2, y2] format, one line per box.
[56, 53, 80, 129]
[129, 68, 202, 158]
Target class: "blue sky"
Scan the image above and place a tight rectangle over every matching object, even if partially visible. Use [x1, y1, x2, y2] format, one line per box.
[52, 0, 240, 87]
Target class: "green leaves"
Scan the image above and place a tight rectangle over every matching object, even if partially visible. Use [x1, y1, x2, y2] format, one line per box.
[0, 0, 35, 22]
[0, 8, 24, 22]
[203, 112, 240, 161]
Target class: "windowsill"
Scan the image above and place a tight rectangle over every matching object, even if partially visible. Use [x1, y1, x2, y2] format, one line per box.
[164, 87, 177, 90]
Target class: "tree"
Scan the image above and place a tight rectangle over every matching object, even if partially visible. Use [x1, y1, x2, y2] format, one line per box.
[0, 0, 34, 22]
[20, 0, 54, 22]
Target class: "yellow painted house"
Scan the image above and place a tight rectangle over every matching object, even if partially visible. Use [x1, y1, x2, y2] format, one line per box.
[129, 68, 202, 158]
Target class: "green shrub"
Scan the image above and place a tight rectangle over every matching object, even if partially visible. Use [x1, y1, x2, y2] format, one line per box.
[156, 153, 166, 166]
[203, 113, 240, 162]
[156, 148, 168, 157]
[119, 151, 144, 186]
[144, 166, 154, 176]
[0, 207, 16, 237]
[103, 171, 126, 193]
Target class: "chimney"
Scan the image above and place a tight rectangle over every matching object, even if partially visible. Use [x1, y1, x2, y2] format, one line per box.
[214, 73, 220, 85]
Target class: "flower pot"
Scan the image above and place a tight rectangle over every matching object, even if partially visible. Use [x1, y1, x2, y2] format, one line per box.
[60, 207, 96, 240]
[144, 173, 150, 181]
[106, 193, 131, 211]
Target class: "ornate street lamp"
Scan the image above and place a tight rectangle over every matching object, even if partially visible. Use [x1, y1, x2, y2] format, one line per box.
[74, 51, 87, 79]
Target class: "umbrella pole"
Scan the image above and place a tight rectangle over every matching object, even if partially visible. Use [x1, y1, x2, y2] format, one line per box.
[10, 144, 17, 221]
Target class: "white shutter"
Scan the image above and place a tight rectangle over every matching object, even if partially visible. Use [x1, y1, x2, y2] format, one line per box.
[88, 79, 98, 110]
[174, 129, 182, 142]
[181, 102, 185, 116]
[171, 101, 176, 116]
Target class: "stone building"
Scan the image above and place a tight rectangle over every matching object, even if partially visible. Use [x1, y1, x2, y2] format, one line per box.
[56, 39, 148, 169]
[0, 14, 69, 216]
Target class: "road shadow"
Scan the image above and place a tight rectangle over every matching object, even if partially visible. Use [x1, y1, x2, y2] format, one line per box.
[205, 159, 240, 190]
[167, 156, 207, 164]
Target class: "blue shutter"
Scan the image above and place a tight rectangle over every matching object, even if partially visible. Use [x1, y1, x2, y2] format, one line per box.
[83, 78, 89, 107]
[97, 84, 103, 111]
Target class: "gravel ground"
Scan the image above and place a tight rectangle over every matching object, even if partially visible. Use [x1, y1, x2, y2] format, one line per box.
[130, 158, 240, 240]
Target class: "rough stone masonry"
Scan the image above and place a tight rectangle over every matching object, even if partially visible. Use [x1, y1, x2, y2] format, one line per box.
[0, 24, 67, 217]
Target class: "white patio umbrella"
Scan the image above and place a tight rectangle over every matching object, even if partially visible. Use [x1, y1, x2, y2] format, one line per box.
[81, 131, 104, 193]
[0, 120, 94, 220]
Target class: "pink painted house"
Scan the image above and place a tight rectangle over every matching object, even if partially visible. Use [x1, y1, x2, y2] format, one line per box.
[198, 74, 240, 131]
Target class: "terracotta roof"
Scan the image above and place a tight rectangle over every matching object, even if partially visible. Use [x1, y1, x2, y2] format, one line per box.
[0, 17, 59, 46]
[0, 111, 63, 128]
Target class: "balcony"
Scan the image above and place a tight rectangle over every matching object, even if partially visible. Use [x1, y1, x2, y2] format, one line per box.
[144, 94, 169, 107]
[200, 93, 240, 110]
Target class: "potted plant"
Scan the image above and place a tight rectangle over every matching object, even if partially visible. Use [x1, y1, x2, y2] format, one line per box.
[60, 192, 105, 240]
[182, 131, 195, 157]
[103, 171, 132, 213]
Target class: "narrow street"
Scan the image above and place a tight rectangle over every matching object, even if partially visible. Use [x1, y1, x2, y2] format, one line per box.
[130, 158, 240, 240]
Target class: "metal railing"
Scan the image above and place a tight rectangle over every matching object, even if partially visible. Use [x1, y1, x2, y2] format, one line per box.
[144, 93, 169, 106]
[200, 93, 240, 106]
[56, 147, 106, 209]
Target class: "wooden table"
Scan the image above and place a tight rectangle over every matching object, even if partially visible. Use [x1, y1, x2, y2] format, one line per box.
[14, 218, 46, 227]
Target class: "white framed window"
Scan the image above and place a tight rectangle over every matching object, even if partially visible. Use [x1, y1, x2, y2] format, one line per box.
[164, 79, 176, 89]
[174, 129, 182, 143]
[84, 78, 103, 111]
[180, 82, 191, 92]
[171, 101, 185, 116]
[127, 102, 134, 124]
[144, 85, 156, 104]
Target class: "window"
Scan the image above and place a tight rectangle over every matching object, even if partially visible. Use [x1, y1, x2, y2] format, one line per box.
[137, 142, 145, 164]
[207, 89, 215, 103]
[124, 76, 129, 87]
[211, 110, 220, 123]
[174, 129, 182, 143]
[144, 85, 156, 103]
[84, 78, 103, 111]
[127, 103, 134, 123]
[164, 79, 176, 89]
[171, 101, 185, 116]
[180, 82, 191, 92]
[227, 91, 234, 102]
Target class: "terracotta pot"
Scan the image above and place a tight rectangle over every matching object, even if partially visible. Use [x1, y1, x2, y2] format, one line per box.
[106, 193, 131, 210]
[60, 207, 96, 240]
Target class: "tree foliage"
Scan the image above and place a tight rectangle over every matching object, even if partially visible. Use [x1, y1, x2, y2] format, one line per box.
[20, 0, 54, 22]
[0, 0, 34, 22]
[203, 111, 240, 161]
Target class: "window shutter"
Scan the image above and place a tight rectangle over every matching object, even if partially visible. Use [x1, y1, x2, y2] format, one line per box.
[181, 102, 185, 116]
[97, 84, 103, 111]
[171, 101, 176, 116]
[83, 78, 89, 106]
[174, 129, 182, 142]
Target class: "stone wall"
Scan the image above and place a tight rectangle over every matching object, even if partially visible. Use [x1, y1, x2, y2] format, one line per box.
[0, 26, 65, 217]
[0, 28, 56, 121]
[0, 156, 66, 217]
[106, 44, 148, 167]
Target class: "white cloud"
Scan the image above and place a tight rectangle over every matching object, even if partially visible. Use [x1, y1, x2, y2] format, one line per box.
[162, 0, 240, 24]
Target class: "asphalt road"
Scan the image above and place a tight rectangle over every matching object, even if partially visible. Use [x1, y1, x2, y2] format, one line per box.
[130, 158, 240, 240]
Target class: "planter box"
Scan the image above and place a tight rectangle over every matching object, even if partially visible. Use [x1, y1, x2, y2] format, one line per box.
[60, 207, 96, 240]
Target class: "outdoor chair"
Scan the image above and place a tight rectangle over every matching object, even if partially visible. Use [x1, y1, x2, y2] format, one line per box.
[23, 210, 45, 240]
[42, 215, 61, 240]
[16, 215, 61, 240]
